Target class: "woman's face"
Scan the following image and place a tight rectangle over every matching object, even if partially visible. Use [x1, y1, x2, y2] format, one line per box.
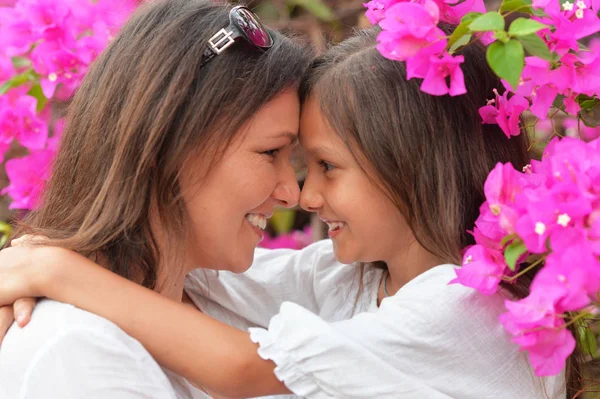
[299, 95, 413, 266]
[181, 89, 301, 273]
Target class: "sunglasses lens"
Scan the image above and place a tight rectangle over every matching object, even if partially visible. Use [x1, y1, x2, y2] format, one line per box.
[232, 8, 273, 48]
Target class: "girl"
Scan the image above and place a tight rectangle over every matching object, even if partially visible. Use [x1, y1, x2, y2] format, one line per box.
[0, 27, 575, 398]
[0, 0, 310, 397]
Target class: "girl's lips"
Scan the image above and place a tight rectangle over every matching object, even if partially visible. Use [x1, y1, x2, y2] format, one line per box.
[324, 220, 345, 239]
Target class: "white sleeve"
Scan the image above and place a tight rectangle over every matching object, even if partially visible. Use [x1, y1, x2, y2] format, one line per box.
[186, 240, 352, 328]
[20, 328, 178, 399]
[248, 265, 564, 399]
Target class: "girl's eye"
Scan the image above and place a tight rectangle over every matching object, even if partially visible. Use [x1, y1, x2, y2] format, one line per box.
[318, 160, 335, 172]
[262, 148, 281, 157]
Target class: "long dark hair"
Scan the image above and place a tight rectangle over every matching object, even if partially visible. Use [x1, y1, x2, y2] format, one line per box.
[301, 26, 584, 397]
[15, 0, 311, 289]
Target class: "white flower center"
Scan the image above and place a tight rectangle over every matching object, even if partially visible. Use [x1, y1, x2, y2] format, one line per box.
[535, 222, 546, 235]
[557, 213, 571, 227]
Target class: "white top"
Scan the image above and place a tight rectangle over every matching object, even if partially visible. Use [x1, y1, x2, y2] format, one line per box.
[186, 239, 566, 399]
[0, 299, 208, 399]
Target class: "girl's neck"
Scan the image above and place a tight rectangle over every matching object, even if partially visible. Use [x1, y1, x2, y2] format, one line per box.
[384, 241, 443, 296]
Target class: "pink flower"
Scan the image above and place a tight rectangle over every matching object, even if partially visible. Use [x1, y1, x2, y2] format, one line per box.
[259, 227, 313, 250]
[363, 0, 390, 25]
[0, 94, 48, 151]
[436, 0, 486, 24]
[542, 231, 600, 310]
[473, 205, 507, 250]
[420, 53, 466, 96]
[499, 293, 576, 376]
[551, 53, 600, 98]
[376, 1, 444, 61]
[19, 0, 76, 45]
[451, 244, 507, 295]
[529, 84, 558, 120]
[0, 56, 15, 83]
[480, 90, 530, 138]
[30, 42, 84, 99]
[1, 148, 55, 210]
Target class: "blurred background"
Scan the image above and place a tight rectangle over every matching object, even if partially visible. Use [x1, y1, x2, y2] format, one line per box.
[1, 0, 599, 394]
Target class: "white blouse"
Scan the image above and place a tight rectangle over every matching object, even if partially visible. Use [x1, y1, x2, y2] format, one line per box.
[185, 239, 566, 399]
[0, 299, 208, 399]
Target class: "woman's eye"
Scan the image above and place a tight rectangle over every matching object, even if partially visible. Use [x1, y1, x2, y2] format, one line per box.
[262, 148, 281, 157]
[318, 160, 335, 172]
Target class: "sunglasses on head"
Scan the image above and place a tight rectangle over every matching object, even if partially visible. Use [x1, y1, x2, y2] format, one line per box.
[199, 6, 273, 69]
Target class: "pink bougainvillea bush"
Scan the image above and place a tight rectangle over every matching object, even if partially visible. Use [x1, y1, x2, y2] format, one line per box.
[364, 0, 600, 377]
[0, 0, 137, 210]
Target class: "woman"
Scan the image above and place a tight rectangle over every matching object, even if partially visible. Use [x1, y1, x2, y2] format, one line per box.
[0, 0, 310, 397]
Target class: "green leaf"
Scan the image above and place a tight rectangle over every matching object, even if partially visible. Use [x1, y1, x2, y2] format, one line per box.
[462, 12, 484, 24]
[11, 56, 30, 69]
[580, 99, 599, 110]
[500, 233, 517, 248]
[508, 18, 546, 37]
[0, 69, 37, 96]
[499, 0, 533, 14]
[447, 21, 472, 51]
[286, 0, 335, 22]
[487, 39, 525, 89]
[518, 33, 552, 60]
[580, 103, 600, 127]
[469, 12, 505, 32]
[494, 30, 510, 43]
[504, 240, 527, 271]
[27, 84, 48, 113]
[576, 323, 598, 358]
[447, 12, 482, 52]
[0, 80, 11, 96]
[552, 94, 566, 109]
[576, 94, 596, 102]
[449, 33, 472, 52]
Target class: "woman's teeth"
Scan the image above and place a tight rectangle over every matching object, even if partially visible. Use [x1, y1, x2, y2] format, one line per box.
[246, 213, 267, 230]
[326, 221, 345, 231]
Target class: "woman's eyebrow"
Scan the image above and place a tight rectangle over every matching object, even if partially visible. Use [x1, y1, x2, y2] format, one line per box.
[271, 131, 299, 145]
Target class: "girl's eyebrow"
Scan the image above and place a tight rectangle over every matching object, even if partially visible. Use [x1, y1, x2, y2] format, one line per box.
[304, 144, 336, 158]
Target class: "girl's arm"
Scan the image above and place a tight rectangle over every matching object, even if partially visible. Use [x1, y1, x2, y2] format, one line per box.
[0, 246, 289, 398]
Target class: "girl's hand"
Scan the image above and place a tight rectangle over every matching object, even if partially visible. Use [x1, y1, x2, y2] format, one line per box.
[0, 243, 60, 323]
[0, 298, 36, 344]
[0, 243, 43, 345]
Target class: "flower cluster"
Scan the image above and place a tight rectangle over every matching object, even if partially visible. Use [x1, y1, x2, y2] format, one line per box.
[364, 0, 600, 135]
[364, 0, 486, 96]
[0, 0, 136, 210]
[365, 0, 600, 378]
[452, 136, 600, 375]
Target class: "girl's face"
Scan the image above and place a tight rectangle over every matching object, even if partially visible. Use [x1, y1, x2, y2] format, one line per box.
[299, 95, 413, 265]
[180, 89, 301, 273]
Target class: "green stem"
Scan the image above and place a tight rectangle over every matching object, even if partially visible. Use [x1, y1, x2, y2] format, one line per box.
[501, 5, 534, 19]
[502, 255, 546, 282]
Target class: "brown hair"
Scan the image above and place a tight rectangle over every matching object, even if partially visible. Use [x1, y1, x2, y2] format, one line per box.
[300, 26, 585, 397]
[14, 0, 310, 289]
